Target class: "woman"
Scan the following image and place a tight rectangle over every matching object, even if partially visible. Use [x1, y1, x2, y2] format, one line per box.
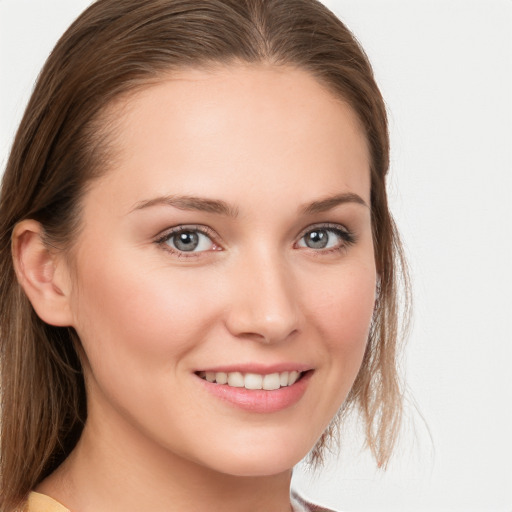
[0, 1, 408, 511]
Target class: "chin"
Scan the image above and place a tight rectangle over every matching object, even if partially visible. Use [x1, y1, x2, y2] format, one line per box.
[195, 437, 314, 478]
[211, 457, 298, 478]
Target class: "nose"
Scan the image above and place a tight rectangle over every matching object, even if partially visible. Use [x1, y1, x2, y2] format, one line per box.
[224, 251, 300, 344]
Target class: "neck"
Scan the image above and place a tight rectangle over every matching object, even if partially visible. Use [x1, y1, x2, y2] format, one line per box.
[37, 404, 294, 512]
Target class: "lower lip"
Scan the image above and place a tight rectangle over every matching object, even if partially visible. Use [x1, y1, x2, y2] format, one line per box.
[197, 371, 312, 413]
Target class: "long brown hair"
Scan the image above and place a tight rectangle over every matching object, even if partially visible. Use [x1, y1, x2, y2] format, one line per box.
[0, 0, 409, 509]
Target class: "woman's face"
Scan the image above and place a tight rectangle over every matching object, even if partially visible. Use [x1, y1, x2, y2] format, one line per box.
[65, 64, 376, 476]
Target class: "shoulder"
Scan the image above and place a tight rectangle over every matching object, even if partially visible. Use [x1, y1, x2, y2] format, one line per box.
[291, 489, 340, 512]
[24, 492, 70, 512]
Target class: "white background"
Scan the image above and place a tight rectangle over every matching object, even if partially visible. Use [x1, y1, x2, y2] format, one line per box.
[1, 1, 511, 511]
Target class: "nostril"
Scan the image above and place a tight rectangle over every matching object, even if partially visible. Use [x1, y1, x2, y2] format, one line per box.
[236, 328, 299, 345]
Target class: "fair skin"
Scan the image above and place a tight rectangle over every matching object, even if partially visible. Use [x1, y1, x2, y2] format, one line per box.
[14, 64, 375, 512]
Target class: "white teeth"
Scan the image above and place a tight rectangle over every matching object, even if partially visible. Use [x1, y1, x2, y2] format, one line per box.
[227, 371, 244, 388]
[200, 370, 304, 390]
[244, 373, 263, 390]
[262, 373, 280, 390]
[216, 372, 228, 385]
[288, 370, 299, 386]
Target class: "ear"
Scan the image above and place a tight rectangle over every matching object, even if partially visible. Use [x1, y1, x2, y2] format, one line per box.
[12, 219, 74, 327]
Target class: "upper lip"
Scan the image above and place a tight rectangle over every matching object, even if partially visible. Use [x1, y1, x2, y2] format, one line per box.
[195, 363, 313, 374]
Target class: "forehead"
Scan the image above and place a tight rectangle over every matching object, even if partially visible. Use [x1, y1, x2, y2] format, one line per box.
[91, 64, 371, 211]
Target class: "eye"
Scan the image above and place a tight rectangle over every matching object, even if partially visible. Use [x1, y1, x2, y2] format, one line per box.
[297, 225, 354, 251]
[157, 226, 218, 254]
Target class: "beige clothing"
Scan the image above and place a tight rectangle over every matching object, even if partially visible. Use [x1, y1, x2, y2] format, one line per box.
[26, 490, 337, 512]
[25, 493, 70, 512]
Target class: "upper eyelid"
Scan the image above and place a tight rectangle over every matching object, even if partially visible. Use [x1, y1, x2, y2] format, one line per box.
[155, 224, 218, 242]
[295, 223, 356, 251]
[296, 222, 350, 238]
[153, 222, 353, 248]
[154, 225, 221, 257]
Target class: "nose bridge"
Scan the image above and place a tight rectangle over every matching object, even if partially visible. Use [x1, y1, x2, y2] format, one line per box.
[225, 245, 299, 344]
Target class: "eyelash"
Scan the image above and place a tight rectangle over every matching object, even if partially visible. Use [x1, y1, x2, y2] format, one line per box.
[296, 223, 356, 254]
[154, 223, 356, 258]
[155, 225, 219, 258]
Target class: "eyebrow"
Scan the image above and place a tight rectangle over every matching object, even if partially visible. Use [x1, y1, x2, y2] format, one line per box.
[130, 195, 239, 217]
[300, 192, 369, 214]
[130, 191, 368, 217]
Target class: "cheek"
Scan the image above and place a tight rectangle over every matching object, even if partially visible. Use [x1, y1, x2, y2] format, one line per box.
[70, 257, 219, 375]
[302, 262, 376, 364]
[290, 261, 376, 440]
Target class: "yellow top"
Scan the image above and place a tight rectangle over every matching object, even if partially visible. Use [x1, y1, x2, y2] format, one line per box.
[26, 492, 70, 512]
[25, 490, 335, 512]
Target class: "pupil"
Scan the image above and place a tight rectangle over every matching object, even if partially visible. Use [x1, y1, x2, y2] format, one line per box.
[174, 231, 199, 251]
[307, 230, 328, 249]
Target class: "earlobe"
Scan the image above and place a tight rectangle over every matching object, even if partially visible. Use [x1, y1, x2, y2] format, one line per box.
[12, 220, 74, 327]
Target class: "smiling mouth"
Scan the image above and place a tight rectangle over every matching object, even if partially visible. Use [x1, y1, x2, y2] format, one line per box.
[196, 370, 305, 391]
